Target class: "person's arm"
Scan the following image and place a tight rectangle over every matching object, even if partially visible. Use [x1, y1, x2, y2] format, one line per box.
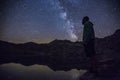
[83, 24, 90, 45]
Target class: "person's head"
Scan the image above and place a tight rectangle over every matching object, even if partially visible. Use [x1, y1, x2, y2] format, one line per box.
[82, 16, 89, 25]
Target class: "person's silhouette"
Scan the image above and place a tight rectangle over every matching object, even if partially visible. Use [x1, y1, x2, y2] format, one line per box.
[82, 16, 98, 74]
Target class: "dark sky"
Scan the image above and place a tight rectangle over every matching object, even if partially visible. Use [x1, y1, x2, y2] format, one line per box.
[0, 0, 120, 43]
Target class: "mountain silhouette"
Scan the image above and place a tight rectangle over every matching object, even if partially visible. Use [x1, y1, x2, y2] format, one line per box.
[0, 29, 120, 71]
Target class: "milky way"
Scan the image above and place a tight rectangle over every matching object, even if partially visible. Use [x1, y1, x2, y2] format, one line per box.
[57, 0, 78, 41]
[0, 0, 120, 43]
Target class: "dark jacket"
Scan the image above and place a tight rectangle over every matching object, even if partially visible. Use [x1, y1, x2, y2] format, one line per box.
[83, 21, 95, 44]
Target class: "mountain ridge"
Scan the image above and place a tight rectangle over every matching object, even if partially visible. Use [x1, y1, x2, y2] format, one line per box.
[0, 29, 120, 71]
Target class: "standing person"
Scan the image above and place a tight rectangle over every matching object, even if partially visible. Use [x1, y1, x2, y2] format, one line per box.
[82, 16, 98, 74]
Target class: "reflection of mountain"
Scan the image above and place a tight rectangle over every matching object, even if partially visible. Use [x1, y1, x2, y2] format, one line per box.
[0, 63, 84, 80]
[0, 29, 120, 71]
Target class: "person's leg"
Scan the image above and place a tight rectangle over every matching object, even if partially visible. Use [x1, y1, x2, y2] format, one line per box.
[90, 56, 98, 73]
[88, 40, 98, 74]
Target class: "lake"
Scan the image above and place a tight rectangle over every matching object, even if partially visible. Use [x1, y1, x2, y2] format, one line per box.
[0, 63, 87, 80]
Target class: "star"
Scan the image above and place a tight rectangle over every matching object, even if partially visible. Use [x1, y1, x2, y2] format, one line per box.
[0, 0, 120, 43]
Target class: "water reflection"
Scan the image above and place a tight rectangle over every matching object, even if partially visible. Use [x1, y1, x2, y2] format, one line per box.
[0, 63, 87, 80]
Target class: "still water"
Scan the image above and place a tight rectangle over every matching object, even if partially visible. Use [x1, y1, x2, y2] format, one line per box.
[0, 63, 87, 80]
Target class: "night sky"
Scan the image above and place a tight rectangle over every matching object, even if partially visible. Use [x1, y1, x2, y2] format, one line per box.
[0, 0, 120, 43]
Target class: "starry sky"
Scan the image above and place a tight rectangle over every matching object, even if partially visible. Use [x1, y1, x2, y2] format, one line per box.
[0, 0, 120, 43]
